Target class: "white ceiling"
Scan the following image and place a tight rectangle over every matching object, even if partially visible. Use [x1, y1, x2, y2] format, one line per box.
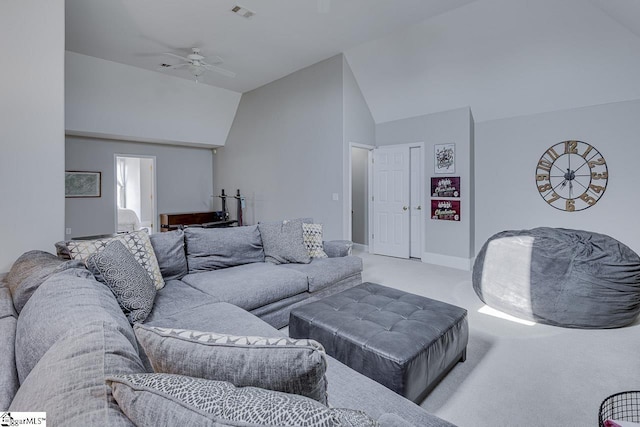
[66, 0, 640, 124]
[65, 0, 476, 94]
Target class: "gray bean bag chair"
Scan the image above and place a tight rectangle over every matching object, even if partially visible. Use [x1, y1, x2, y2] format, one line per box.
[473, 227, 640, 328]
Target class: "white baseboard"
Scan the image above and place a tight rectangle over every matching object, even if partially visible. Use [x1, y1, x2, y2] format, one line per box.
[421, 252, 472, 271]
[352, 243, 369, 252]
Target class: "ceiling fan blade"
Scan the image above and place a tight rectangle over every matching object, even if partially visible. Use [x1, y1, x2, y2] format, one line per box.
[163, 52, 191, 62]
[160, 63, 188, 70]
[202, 64, 236, 78]
[207, 55, 224, 65]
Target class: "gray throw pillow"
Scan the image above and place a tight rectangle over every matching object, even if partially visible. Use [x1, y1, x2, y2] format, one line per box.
[134, 324, 328, 405]
[258, 219, 311, 264]
[149, 230, 188, 280]
[86, 240, 156, 324]
[107, 373, 379, 427]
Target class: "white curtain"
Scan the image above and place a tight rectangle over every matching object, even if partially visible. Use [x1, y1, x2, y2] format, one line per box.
[116, 157, 127, 208]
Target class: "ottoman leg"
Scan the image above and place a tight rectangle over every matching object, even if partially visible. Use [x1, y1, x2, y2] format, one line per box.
[460, 348, 467, 363]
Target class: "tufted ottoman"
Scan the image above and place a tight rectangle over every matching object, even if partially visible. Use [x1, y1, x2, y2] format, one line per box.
[289, 282, 468, 402]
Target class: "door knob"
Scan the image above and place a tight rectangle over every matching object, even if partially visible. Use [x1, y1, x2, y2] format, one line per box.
[403, 206, 408, 211]
[416, 205, 422, 210]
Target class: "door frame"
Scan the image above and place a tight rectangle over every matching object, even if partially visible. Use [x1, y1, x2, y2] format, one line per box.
[409, 144, 426, 258]
[347, 142, 375, 253]
[114, 153, 157, 233]
[371, 142, 425, 259]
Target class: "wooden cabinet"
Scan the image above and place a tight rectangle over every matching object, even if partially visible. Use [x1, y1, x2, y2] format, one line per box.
[159, 211, 235, 231]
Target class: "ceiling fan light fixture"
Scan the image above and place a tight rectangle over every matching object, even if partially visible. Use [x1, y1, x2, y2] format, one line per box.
[189, 65, 205, 77]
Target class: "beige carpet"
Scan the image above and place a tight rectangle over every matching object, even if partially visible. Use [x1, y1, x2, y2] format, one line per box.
[355, 249, 640, 427]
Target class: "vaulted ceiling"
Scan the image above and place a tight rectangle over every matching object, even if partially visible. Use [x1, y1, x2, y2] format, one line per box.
[66, 0, 640, 123]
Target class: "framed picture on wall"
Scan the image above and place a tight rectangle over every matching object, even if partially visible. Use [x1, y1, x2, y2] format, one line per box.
[434, 143, 455, 174]
[65, 171, 101, 198]
[431, 176, 460, 198]
[431, 199, 460, 221]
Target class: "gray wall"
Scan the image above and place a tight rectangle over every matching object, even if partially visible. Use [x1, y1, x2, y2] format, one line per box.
[0, 0, 65, 272]
[342, 57, 376, 239]
[376, 107, 474, 267]
[475, 99, 640, 255]
[66, 136, 214, 238]
[66, 52, 241, 147]
[214, 55, 345, 239]
[343, 58, 375, 146]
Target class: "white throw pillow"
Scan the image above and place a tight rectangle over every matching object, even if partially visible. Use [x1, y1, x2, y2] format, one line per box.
[303, 223, 328, 259]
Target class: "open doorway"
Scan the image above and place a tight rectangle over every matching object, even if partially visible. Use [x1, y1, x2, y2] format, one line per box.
[349, 143, 374, 252]
[115, 155, 156, 234]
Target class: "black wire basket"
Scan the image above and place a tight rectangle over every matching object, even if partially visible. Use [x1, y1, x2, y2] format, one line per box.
[599, 391, 640, 426]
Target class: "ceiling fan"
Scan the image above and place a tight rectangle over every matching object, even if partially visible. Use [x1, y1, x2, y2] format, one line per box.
[160, 48, 236, 82]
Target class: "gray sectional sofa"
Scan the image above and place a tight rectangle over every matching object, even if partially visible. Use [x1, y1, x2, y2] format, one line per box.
[0, 224, 455, 426]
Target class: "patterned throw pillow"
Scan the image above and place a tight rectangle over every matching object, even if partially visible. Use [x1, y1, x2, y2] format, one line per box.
[56, 230, 165, 290]
[303, 223, 329, 258]
[107, 373, 379, 427]
[86, 241, 156, 324]
[134, 324, 328, 405]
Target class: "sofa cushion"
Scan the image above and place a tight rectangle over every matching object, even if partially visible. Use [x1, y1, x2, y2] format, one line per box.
[0, 282, 18, 410]
[181, 262, 308, 311]
[258, 219, 311, 264]
[134, 324, 328, 404]
[0, 315, 17, 410]
[10, 321, 143, 426]
[6, 250, 83, 313]
[184, 225, 264, 273]
[149, 230, 188, 280]
[145, 279, 220, 322]
[108, 373, 378, 427]
[144, 301, 282, 338]
[55, 229, 165, 290]
[15, 267, 137, 383]
[87, 240, 157, 324]
[303, 223, 329, 258]
[281, 256, 363, 293]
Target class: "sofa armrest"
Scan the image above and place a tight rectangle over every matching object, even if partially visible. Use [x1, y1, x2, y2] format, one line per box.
[0, 283, 18, 409]
[378, 413, 417, 427]
[323, 240, 353, 258]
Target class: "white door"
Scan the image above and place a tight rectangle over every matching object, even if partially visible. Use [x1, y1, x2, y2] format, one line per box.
[410, 146, 423, 258]
[373, 146, 410, 258]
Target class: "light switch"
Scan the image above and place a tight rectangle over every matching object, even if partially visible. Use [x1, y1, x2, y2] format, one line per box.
[332, 193, 339, 201]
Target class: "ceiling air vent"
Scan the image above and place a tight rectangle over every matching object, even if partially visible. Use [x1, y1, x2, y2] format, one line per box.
[231, 5, 255, 19]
